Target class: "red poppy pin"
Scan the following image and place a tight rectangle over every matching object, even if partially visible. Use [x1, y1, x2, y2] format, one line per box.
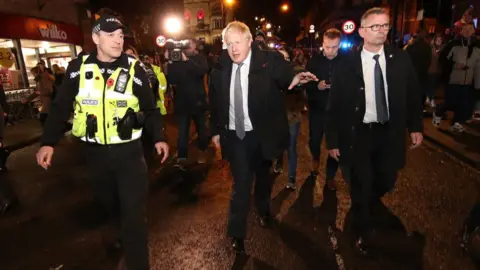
[107, 78, 115, 87]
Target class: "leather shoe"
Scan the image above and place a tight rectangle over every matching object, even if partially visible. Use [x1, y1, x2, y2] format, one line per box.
[326, 179, 337, 191]
[355, 237, 368, 255]
[231, 237, 245, 253]
[259, 215, 272, 228]
[0, 198, 18, 215]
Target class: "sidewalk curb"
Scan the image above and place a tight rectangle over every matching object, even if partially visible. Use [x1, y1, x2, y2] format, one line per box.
[423, 133, 480, 169]
[5, 135, 42, 153]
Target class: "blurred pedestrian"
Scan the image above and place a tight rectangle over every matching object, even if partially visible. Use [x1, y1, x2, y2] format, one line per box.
[433, 23, 480, 132]
[304, 28, 344, 191]
[273, 47, 307, 190]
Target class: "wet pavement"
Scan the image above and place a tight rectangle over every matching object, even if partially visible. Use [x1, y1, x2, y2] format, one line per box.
[0, 115, 480, 270]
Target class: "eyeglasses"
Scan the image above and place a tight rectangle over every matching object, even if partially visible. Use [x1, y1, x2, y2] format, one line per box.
[361, 24, 391, 32]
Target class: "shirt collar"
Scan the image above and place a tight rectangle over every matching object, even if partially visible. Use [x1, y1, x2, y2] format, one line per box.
[85, 50, 130, 69]
[361, 45, 385, 59]
[235, 49, 252, 68]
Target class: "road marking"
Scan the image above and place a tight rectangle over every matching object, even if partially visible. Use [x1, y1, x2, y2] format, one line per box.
[328, 226, 345, 270]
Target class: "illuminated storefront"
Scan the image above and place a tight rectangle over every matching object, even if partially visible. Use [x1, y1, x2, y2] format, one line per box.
[0, 13, 83, 91]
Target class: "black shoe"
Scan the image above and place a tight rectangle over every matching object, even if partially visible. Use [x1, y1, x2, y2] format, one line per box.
[273, 163, 283, 174]
[285, 180, 296, 190]
[355, 237, 368, 255]
[0, 198, 18, 215]
[259, 215, 272, 228]
[174, 158, 187, 171]
[326, 178, 337, 191]
[113, 238, 122, 250]
[231, 237, 245, 253]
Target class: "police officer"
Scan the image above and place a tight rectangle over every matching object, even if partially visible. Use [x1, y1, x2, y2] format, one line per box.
[36, 15, 168, 270]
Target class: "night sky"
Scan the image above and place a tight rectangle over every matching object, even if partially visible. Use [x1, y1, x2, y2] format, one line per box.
[88, 0, 470, 44]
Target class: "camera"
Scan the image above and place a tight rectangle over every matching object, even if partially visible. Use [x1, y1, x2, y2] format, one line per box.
[165, 39, 190, 62]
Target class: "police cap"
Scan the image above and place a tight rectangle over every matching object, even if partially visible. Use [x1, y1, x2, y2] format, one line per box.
[92, 15, 124, 34]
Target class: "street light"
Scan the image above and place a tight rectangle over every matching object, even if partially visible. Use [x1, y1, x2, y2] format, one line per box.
[225, 0, 234, 6]
[266, 23, 272, 29]
[164, 16, 182, 35]
[255, 16, 258, 21]
[281, 4, 289, 12]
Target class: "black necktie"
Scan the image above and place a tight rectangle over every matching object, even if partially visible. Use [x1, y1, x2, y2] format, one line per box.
[373, 54, 389, 124]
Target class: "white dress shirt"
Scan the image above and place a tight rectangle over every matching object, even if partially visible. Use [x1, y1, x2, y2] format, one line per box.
[361, 46, 389, 123]
[229, 50, 253, 131]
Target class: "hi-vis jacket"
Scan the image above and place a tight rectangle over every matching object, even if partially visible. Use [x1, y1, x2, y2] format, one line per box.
[72, 55, 141, 144]
[40, 51, 165, 147]
[151, 64, 167, 115]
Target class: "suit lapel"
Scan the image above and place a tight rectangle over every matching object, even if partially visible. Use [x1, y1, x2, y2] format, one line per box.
[247, 47, 267, 112]
[354, 49, 364, 81]
[220, 53, 233, 113]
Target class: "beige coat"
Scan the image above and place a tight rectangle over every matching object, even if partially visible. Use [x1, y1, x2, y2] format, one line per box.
[27, 71, 54, 113]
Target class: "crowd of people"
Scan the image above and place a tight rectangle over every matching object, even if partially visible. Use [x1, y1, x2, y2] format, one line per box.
[0, 4, 475, 269]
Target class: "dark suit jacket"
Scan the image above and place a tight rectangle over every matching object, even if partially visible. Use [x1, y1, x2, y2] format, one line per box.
[167, 54, 209, 114]
[209, 45, 295, 160]
[325, 45, 423, 171]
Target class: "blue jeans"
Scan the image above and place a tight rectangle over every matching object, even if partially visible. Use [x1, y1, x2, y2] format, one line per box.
[277, 121, 301, 180]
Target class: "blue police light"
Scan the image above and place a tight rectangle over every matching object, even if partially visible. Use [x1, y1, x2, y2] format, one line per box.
[340, 41, 351, 49]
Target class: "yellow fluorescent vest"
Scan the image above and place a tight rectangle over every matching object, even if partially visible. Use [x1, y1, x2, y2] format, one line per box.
[152, 64, 167, 115]
[72, 55, 142, 144]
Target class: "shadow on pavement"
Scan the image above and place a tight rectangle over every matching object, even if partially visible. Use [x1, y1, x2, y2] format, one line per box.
[274, 174, 338, 269]
[169, 164, 211, 205]
[231, 253, 249, 270]
[316, 183, 338, 228]
[271, 187, 293, 216]
[231, 253, 276, 270]
[340, 199, 426, 269]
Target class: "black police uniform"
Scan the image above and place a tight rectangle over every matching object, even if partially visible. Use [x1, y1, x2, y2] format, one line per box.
[41, 51, 165, 270]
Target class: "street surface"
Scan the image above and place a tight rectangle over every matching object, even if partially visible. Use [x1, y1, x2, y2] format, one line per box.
[0, 115, 479, 270]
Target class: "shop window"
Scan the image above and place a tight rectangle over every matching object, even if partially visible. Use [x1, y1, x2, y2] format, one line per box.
[212, 19, 223, 30]
[76, 45, 83, 57]
[21, 39, 75, 87]
[0, 39, 23, 90]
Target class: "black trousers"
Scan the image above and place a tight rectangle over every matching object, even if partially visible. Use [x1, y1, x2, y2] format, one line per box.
[348, 123, 397, 237]
[84, 140, 149, 270]
[308, 109, 339, 178]
[436, 84, 474, 124]
[39, 113, 48, 126]
[226, 130, 273, 239]
[141, 116, 165, 170]
[176, 112, 208, 159]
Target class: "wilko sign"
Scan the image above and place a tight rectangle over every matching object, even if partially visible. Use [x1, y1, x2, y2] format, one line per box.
[38, 25, 68, 41]
[0, 13, 82, 44]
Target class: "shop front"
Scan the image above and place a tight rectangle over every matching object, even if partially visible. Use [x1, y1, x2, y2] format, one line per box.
[0, 13, 83, 121]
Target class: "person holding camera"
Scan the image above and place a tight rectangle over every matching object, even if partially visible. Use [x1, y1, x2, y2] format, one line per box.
[305, 28, 344, 191]
[36, 15, 169, 270]
[165, 38, 209, 168]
